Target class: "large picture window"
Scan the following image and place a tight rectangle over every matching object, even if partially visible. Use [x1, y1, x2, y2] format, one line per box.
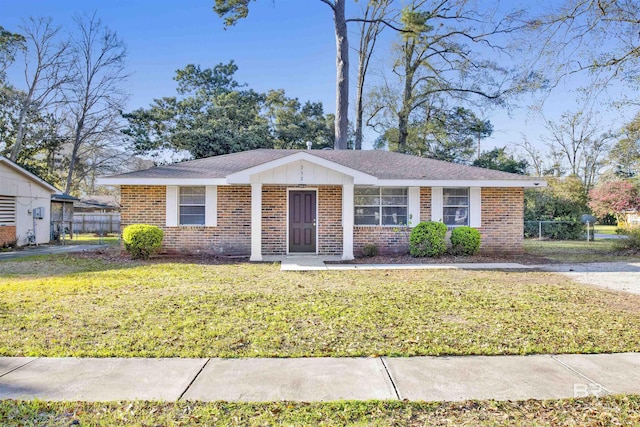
[179, 186, 206, 225]
[443, 188, 469, 227]
[354, 187, 407, 226]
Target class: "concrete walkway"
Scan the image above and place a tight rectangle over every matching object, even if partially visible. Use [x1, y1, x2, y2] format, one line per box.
[0, 353, 638, 402]
[271, 257, 640, 296]
[268, 256, 532, 272]
[0, 244, 107, 260]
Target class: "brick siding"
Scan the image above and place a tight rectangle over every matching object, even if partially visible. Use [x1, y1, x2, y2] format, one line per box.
[121, 184, 525, 257]
[317, 186, 343, 256]
[0, 226, 16, 246]
[419, 187, 431, 223]
[121, 185, 251, 255]
[354, 186, 524, 255]
[262, 185, 287, 255]
[354, 226, 411, 255]
[478, 187, 524, 253]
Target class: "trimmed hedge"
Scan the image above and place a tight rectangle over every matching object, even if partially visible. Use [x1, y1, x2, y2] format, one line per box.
[450, 226, 481, 255]
[123, 224, 164, 260]
[409, 221, 447, 257]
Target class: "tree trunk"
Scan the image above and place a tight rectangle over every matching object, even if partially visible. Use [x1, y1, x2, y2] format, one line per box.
[354, 6, 369, 151]
[333, 0, 349, 150]
[397, 43, 415, 153]
[354, 67, 364, 150]
[9, 107, 28, 162]
[65, 123, 83, 194]
[9, 72, 39, 162]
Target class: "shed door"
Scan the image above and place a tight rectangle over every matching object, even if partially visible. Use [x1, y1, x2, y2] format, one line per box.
[289, 191, 316, 253]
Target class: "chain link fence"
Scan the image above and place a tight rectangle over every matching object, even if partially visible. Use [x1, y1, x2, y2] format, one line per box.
[524, 220, 592, 240]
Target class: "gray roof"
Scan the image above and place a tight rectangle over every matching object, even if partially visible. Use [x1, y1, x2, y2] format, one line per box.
[105, 149, 536, 181]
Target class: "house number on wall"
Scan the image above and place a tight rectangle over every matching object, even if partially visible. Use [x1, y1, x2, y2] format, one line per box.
[300, 165, 304, 183]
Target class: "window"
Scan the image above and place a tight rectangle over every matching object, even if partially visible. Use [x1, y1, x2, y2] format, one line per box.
[354, 187, 407, 226]
[443, 188, 469, 227]
[0, 196, 16, 226]
[179, 186, 205, 225]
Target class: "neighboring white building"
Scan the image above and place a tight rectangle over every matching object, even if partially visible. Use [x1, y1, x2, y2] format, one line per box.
[0, 156, 59, 246]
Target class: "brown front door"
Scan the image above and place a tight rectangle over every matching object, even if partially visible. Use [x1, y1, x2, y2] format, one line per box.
[289, 190, 316, 253]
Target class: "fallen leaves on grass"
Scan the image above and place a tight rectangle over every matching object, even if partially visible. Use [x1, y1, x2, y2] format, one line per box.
[0, 257, 639, 357]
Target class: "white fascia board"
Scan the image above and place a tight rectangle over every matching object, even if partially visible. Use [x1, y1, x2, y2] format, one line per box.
[226, 151, 377, 184]
[374, 179, 547, 188]
[96, 177, 229, 186]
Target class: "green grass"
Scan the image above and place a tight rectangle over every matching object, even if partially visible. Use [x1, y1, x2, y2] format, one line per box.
[1, 255, 639, 358]
[594, 225, 619, 235]
[66, 233, 120, 246]
[1, 397, 639, 426]
[524, 238, 638, 263]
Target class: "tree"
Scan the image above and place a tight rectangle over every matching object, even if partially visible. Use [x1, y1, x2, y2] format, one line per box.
[525, 175, 588, 221]
[213, 0, 352, 149]
[0, 26, 25, 82]
[367, 0, 536, 153]
[589, 180, 640, 224]
[0, 85, 66, 185]
[7, 17, 70, 162]
[608, 113, 640, 178]
[264, 89, 334, 149]
[353, 0, 394, 150]
[473, 147, 528, 174]
[515, 136, 546, 177]
[124, 62, 274, 159]
[374, 101, 493, 164]
[63, 14, 129, 194]
[543, 110, 614, 192]
[528, 0, 640, 92]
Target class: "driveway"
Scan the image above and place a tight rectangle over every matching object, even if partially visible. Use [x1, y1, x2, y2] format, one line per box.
[537, 262, 640, 295]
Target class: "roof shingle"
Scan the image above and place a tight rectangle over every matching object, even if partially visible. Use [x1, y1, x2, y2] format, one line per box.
[104, 149, 537, 182]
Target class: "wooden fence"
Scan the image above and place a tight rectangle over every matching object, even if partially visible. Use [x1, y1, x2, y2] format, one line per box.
[72, 213, 121, 234]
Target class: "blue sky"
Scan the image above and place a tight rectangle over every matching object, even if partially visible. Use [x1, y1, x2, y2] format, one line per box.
[2, 0, 633, 153]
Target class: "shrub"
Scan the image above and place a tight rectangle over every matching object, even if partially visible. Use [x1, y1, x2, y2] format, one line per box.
[450, 226, 481, 255]
[122, 224, 164, 260]
[615, 227, 640, 252]
[409, 221, 447, 257]
[362, 243, 378, 257]
[524, 220, 585, 240]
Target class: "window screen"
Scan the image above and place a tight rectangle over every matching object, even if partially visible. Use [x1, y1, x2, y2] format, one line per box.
[179, 187, 205, 225]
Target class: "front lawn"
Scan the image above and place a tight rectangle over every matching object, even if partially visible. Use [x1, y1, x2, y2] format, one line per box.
[1, 255, 639, 358]
[1, 397, 639, 426]
[523, 238, 637, 263]
[67, 233, 120, 246]
[594, 225, 619, 235]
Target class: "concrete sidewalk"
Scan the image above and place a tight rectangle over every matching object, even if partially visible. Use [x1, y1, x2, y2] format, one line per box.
[0, 244, 107, 260]
[1, 353, 638, 402]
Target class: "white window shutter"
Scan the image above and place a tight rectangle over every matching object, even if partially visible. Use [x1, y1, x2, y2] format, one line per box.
[470, 187, 482, 227]
[408, 187, 420, 226]
[431, 187, 443, 222]
[166, 186, 178, 227]
[205, 185, 217, 226]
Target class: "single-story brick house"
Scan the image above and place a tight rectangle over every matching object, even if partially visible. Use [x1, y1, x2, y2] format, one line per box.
[99, 149, 546, 260]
